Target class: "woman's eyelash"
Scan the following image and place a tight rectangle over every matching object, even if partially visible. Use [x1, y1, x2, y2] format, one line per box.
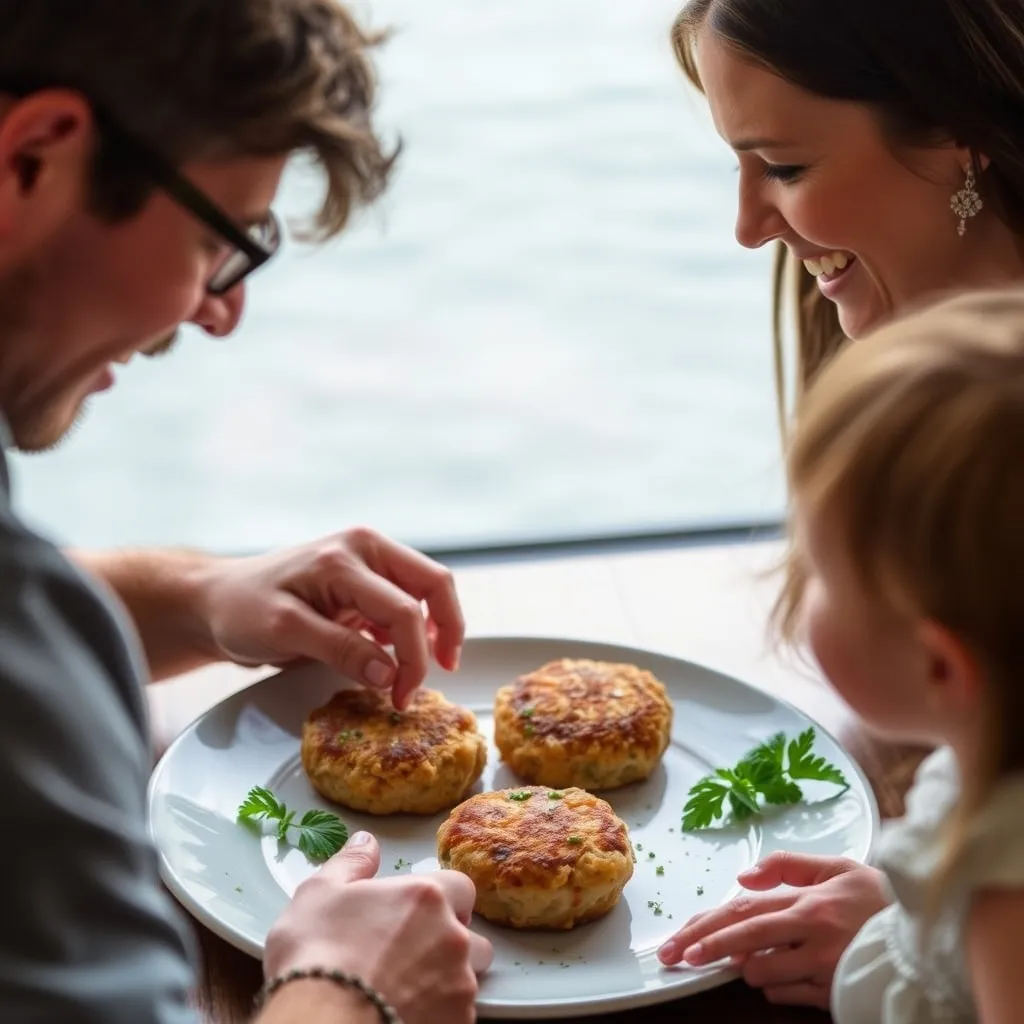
[761, 163, 804, 183]
[732, 162, 806, 184]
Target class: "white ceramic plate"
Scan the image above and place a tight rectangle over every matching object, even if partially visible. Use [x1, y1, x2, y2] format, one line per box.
[149, 636, 878, 1019]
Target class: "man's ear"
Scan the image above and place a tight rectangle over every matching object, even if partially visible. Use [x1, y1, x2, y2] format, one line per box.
[0, 90, 95, 244]
[917, 619, 984, 718]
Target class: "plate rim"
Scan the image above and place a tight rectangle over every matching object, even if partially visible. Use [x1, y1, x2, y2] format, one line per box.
[149, 633, 880, 1019]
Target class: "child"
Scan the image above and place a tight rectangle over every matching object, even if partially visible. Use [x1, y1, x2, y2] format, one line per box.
[670, 287, 1024, 1021]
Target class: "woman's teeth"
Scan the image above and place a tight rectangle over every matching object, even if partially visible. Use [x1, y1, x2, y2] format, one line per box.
[803, 252, 853, 277]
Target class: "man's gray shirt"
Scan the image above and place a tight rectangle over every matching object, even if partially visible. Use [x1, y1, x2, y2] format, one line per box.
[0, 437, 198, 1022]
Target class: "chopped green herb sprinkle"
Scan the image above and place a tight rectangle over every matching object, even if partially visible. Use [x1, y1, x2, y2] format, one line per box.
[697, 886, 705, 895]
[648, 851, 656, 860]
[656, 865, 665, 876]
[636, 843, 643, 851]
[509, 791, 532, 802]
[548, 791, 563, 800]
[520, 707, 535, 718]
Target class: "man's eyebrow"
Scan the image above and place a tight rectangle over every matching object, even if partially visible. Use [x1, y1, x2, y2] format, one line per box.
[731, 136, 797, 151]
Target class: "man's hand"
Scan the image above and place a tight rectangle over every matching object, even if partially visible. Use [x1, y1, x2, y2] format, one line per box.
[200, 528, 464, 708]
[263, 832, 492, 1024]
[73, 528, 464, 706]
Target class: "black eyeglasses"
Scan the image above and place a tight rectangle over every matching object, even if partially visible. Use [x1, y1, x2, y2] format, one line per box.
[92, 107, 281, 295]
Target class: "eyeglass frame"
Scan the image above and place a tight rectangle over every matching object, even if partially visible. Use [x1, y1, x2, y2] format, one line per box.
[1, 81, 281, 295]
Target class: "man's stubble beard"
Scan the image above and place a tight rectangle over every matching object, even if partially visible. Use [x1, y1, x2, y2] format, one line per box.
[0, 263, 96, 453]
[10, 327, 181, 451]
[0, 251, 183, 452]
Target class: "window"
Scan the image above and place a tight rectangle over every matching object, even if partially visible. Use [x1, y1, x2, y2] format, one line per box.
[11, 0, 782, 552]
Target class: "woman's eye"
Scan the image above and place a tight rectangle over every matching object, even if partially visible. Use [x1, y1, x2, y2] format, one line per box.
[761, 163, 805, 184]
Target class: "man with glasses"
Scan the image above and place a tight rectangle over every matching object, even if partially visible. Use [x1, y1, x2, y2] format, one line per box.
[0, 3, 491, 1023]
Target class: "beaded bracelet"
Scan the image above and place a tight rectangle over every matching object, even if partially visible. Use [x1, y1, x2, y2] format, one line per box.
[255, 966, 402, 1023]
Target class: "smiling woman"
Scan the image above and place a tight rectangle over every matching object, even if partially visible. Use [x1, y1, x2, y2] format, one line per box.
[671, 0, 1024, 417]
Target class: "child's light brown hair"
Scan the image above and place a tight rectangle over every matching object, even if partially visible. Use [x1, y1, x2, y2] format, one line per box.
[773, 286, 1024, 905]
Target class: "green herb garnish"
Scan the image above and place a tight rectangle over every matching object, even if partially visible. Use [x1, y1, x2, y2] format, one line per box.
[389, 711, 402, 724]
[656, 865, 665, 876]
[567, 836, 583, 845]
[647, 900, 663, 916]
[237, 786, 348, 860]
[696, 885, 704, 896]
[548, 791, 563, 800]
[682, 728, 849, 831]
[509, 791, 533, 802]
[520, 707, 535, 718]
[336, 729, 363, 744]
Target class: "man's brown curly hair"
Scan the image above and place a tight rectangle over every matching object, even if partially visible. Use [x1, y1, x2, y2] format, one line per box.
[0, 0, 396, 238]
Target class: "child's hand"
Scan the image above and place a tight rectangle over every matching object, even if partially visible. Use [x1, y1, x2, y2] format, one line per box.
[658, 851, 892, 1009]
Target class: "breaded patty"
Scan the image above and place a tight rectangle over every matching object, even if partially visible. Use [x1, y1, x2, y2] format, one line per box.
[493, 658, 673, 790]
[436, 785, 634, 930]
[301, 687, 487, 815]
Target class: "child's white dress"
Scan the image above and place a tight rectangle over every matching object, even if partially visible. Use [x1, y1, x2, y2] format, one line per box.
[832, 747, 1024, 1022]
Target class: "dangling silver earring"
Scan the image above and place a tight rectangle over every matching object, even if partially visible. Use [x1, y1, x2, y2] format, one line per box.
[950, 163, 982, 237]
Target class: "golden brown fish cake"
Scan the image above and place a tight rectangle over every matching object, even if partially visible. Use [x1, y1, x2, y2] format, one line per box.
[301, 687, 487, 815]
[436, 785, 634, 930]
[493, 658, 673, 790]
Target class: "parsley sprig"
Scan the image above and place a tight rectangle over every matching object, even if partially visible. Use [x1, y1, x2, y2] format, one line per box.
[237, 786, 349, 861]
[682, 728, 849, 831]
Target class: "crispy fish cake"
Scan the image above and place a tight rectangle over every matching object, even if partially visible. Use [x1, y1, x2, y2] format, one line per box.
[436, 785, 634, 930]
[301, 687, 487, 815]
[493, 658, 672, 790]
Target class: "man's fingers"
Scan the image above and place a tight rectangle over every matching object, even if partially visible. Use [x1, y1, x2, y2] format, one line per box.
[738, 851, 854, 890]
[431, 869, 491, 972]
[274, 597, 399, 692]
[469, 933, 494, 975]
[333, 568, 432, 708]
[354, 532, 465, 674]
[303, 563, 430, 705]
[433, 869, 479, 925]
[318, 831, 381, 883]
[657, 892, 797, 964]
